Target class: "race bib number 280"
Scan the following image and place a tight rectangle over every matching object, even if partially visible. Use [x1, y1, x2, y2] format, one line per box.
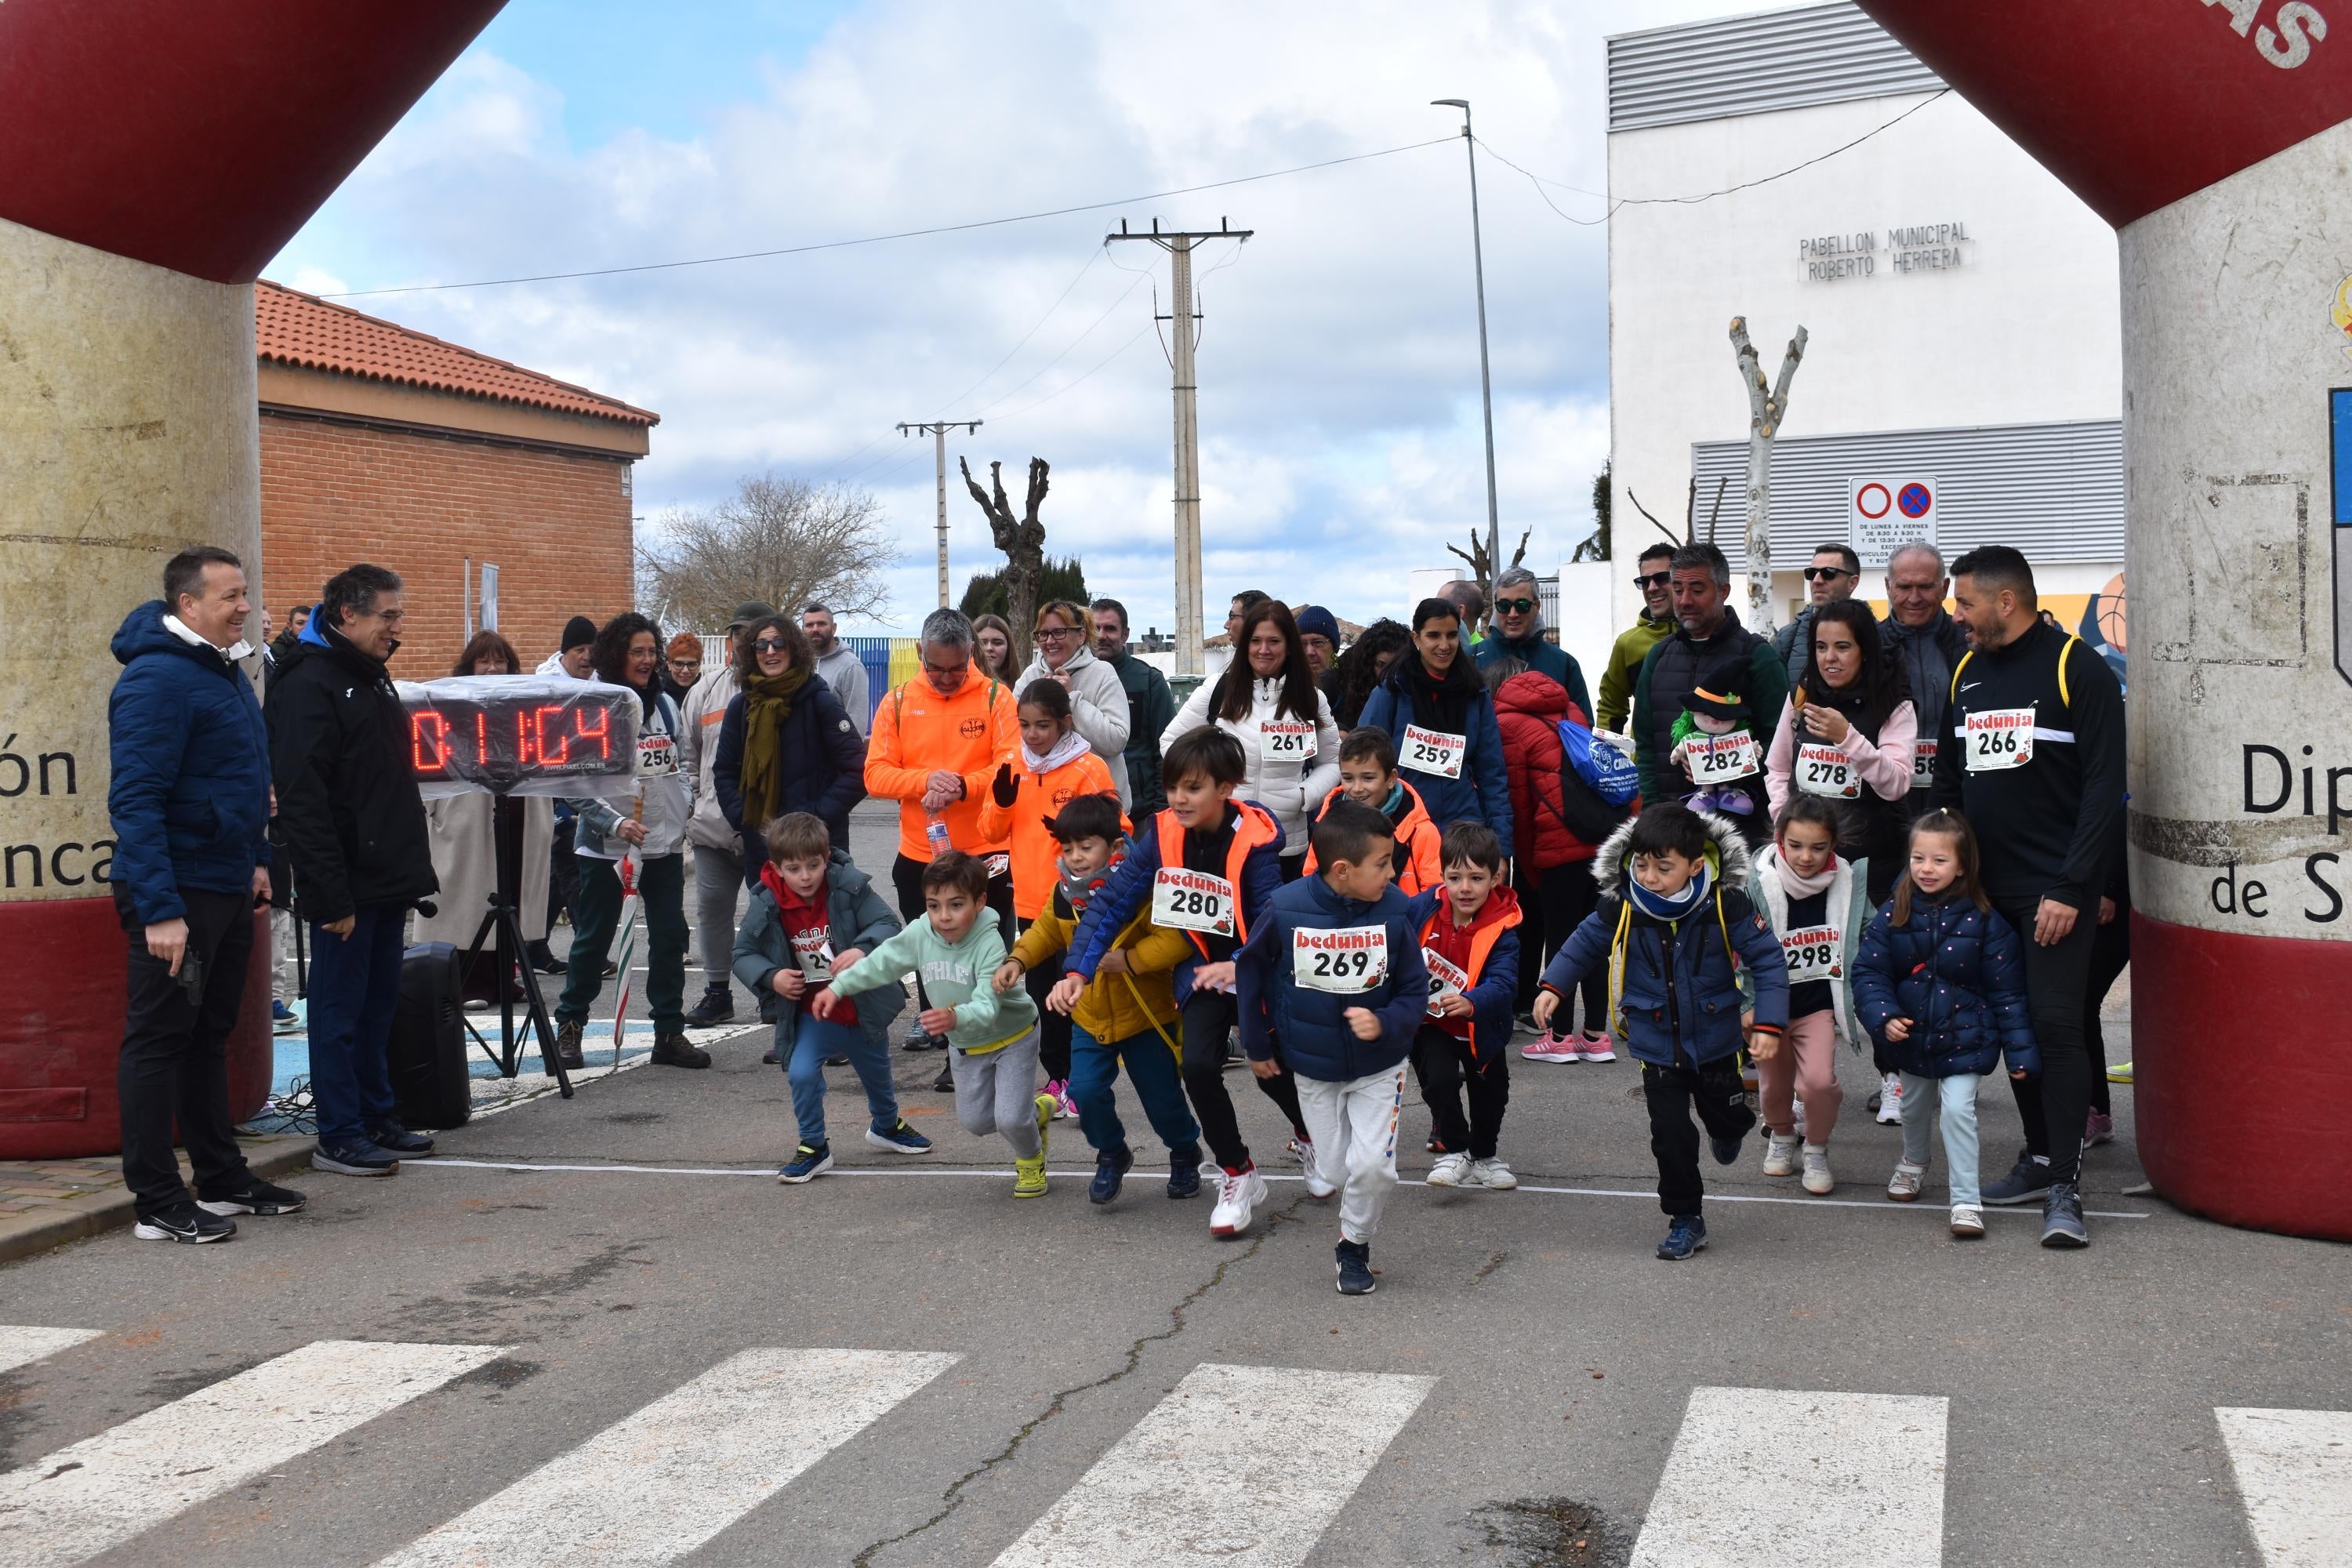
[1962, 708, 2035, 772]
[1293, 926, 1388, 993]
[1151, 868, 1235, 937]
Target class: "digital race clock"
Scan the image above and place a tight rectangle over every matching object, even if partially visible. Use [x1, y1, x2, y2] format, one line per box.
[396, 675, 642, 798]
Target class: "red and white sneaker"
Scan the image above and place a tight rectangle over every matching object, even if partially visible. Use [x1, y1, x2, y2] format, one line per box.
[1520, 1030, 1577, 1063]
[1573, 1032, 1617, 1062]
[1209, 1163, 1267, 1236]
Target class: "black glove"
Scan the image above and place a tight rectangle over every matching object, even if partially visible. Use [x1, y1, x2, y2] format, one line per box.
[991, 761, 1018, 808]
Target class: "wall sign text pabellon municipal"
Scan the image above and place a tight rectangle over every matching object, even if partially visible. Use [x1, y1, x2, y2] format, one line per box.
[1799, 222, 1973, 281]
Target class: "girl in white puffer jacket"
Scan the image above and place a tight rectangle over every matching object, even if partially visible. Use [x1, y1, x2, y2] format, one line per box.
[1161, 601, 1341, 871]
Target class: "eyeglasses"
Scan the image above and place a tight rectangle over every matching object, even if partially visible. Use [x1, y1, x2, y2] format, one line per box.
[1633, 572, 1671, 589]
[750, 638, 790, 653]
[1495, 597, 1537, 615]
[1803, 566, 1856, 582]
[1035, 626, 1078, 641]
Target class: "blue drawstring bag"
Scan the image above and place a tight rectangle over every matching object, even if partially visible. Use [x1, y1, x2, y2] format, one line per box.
[1559, 716, 1640, 807]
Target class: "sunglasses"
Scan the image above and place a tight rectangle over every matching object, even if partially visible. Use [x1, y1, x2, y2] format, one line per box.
[1495, 597, 1537, 615]
[1633, 572, 1671, 589]
[751, 638, 790, 653]
[1802, 566, 1856, 583]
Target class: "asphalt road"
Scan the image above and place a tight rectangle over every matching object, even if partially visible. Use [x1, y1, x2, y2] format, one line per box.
[5, 802, 2347, 1567]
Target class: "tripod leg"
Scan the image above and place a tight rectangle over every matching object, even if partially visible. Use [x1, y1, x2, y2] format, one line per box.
[502, 904, 571, 1098]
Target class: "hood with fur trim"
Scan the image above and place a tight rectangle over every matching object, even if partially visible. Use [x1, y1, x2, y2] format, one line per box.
[1592, 808, 1753, 899]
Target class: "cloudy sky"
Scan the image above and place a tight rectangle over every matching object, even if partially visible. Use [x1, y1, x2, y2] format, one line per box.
[270, 0, 1753, 637]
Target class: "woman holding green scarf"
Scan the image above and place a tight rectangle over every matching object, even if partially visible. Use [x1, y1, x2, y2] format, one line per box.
[713, 615, 867, 886]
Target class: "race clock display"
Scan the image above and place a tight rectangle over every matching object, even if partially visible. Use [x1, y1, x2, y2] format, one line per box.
[397, 676, 641, 797]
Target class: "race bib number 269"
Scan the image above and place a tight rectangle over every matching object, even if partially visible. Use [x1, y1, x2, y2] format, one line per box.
[1293, 926, 1388, 993]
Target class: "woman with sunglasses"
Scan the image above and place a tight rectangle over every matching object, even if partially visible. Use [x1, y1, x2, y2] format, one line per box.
[713, 615, 868, 880]
[1357, 597, 1514, 858]
[1012, 600, 1132, 808]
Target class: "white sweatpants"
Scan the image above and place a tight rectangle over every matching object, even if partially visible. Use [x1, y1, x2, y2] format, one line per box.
[1294, 1065, 1407, 1244]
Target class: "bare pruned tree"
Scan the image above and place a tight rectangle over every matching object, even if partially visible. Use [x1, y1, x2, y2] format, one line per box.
[1446, 526, 1531, 627]
[637, 474, 895, 632]
[960, 455, 1050, 669]
[1730, 316, 1809, 633]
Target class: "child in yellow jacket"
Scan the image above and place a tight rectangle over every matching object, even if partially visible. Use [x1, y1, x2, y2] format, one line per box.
[993, 793, 1204, 1205]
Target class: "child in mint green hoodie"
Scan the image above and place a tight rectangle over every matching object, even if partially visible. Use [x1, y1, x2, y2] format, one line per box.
[816, 851, 1051, 1195]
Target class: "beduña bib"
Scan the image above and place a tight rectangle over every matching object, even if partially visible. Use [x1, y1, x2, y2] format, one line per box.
[1779, 924, 1842, 985]
[1795, 740, 1859, 800]
[1911, 738, 1938, 789]
[1151, 867, 1235, 938]
[636, 733, 679, 777]
[1423, 946, 1470, 1018]
[1690, 731, 1760, 783]
[1294, 925, 1388, 993]
[1261, 719, 1316, 764]
[1401, 724, 1466, 780]
[1962, 707, 2034, 772]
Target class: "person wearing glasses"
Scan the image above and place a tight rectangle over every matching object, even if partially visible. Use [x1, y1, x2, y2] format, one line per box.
[265, 563, 441, 1178]
[1473, 566, 1593, 721]
[1773, 543, 1863, 693]
[1596, 543, 1678, 733]
[1014, 600, 1132, 809]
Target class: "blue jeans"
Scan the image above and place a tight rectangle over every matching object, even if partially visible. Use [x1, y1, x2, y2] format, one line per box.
[1069, 1024, 1201, 1162]
[1900, 1071, 1982, 1207]
[307, 902, 406, 1145]
[786, 1012, 899, 1147]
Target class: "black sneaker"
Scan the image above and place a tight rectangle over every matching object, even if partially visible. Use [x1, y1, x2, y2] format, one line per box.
[314, 1139, 400, 1178]
[1089, 1147, 1134, 1205]
[2040, 1180, 2089, 1248]
[823, 1053, 850, 1067]
[525, 941, 569, 976]
[1167, 1145, 1203, 1200]
[370, 1121, 435, 1156]
[1982, 1147, 2054, 1206]
[758, 993, 780, 1027]
[198, 1178, 307, 1217]
[901, 1020, 932, 1051]
[1656, 1214, 1708, 1261]
[650, 1032, 712, 1069]
[554, 1021, 586, 1071]
[1708, 1130, 1746, 1167]
[1335, 1239, 1376, 1295]
[134, 1201, 237, 1243]
[760, 1046, 780, 1066]
[932, 1062, 955, 1093]
[684, 986, 735, 1027]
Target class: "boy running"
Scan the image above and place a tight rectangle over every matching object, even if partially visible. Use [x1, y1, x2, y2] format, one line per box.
[1405, 821, 1523, 1190]
[1236, 798, 1429, 1296]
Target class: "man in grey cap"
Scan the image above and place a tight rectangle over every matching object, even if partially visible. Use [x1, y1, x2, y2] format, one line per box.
[680, 601, 775, 1028]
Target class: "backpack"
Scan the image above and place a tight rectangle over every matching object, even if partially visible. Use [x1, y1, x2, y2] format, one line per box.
[1549, 717, 1636, 845]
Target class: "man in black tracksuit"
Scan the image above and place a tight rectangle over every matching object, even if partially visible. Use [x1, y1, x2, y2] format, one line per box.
[267, 564, 440, 1178]
[1932, 546, 2124, 1247]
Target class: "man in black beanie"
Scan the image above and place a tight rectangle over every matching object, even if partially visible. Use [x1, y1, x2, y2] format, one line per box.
[540, 615, 597, 681]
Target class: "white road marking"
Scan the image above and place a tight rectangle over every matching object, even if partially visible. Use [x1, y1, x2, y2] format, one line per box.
[407, 1158, 2153, 1218]
[990, 1361, 1433, 1567]
[0, 1338, 502, 1568]
[0, 1327, 102, 1377]
[1629, 1385, 1947, 1568]
[2217, 1406, 2352, 1567]
[373, 1347, 957, 1568]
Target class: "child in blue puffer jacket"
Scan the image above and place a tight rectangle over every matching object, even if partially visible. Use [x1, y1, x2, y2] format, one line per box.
[1852, 808, 2041, 1240]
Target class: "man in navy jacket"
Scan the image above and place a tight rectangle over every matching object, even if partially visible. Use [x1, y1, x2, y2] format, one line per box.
[107, 547, 303, 1243]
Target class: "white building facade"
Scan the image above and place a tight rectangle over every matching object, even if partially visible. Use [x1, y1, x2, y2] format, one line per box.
[1606, 2, 2126, 643]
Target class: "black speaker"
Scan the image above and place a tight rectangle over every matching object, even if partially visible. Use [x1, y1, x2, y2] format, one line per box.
[390, 942, 472, 1131]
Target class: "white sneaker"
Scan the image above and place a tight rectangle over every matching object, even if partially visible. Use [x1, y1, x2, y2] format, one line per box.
[1209, 1165, 1265, 1237]
[1886, 1159, 1926, 1202]
[1468, 1156, 1518, 1190]
[1426, 1152, 1471, 1188]
[1800, 1144, 1835, 1196]
[1950, 1203, 1986, 1238]
[1761, 1131, 1801, 1178]
[1297, 1138, 1337, 1199]
[1791, 1098, 1807, 1139]
[1875, 1073, 1904, 1125]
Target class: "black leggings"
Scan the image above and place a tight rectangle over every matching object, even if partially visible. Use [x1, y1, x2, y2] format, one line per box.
[1412, 1025, 1509, 1160]
[1178, 988, 1305, 1171]
[1996, 895, 2099, 1185]
[1642, 1056, 1756, 1218]
[2082, 898, 2131, 1117]
[1515, 859, 1606, 1030]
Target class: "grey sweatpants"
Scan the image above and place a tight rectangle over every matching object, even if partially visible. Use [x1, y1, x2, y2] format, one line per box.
[692, 843, 743, 989]
[954, 1033, 1043, 1159]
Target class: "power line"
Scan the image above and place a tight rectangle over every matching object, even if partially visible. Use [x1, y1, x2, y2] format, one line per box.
[321, 136, 1454, 299]
[971, 269, 1151, 419]
[1477, 89, 1951, 227]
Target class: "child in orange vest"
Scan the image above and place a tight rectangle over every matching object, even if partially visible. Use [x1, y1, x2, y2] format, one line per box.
[1404, 821, 1525, 1190]
[979, 678, 1120, 1116]
[1302, 728, 1443, 896]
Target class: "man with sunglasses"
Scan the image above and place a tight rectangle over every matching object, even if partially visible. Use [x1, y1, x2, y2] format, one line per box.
[1474, 566, 1593, 720]
[1773, 543, 1862, 692]
[1596, 543, 1678, 733]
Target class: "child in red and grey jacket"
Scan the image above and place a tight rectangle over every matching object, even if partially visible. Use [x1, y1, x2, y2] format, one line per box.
[1404, 821, 1524, 1190]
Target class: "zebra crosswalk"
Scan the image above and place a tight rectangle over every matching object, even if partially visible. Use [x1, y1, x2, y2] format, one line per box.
[0, 1325, 2342, 1568]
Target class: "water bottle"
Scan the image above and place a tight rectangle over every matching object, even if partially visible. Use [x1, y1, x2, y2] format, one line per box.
[924, 809, 952, 857]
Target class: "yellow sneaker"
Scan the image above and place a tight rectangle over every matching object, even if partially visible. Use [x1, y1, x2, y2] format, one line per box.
[1035, 1092, 1055, 1160]
[1012, 1155, 1048, 1198]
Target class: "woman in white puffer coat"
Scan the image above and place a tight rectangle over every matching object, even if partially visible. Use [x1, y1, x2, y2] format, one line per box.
[1014, 599, 1133, 809]
[1161, 600, 1342, 875]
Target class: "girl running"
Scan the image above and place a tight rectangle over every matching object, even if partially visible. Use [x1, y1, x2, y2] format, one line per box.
[1745, 796, 1872, 1194]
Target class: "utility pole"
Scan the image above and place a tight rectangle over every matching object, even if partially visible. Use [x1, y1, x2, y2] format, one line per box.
[1432, 99, 1501, 589]
[897, 419, 982, 608]
[1104, 216, 1251, 678]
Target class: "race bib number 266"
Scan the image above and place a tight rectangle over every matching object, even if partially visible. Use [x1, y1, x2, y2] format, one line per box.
[1962, 708, 2035, 772]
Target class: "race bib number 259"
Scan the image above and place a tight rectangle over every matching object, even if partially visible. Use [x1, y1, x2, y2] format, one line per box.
[1400, 724, 1466, 780]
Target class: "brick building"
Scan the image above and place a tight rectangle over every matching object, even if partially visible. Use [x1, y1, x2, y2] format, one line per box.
[255, 281, 659, 675]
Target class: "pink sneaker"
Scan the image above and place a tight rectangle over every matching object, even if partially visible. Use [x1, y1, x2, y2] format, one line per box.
[1044, 1079, 1075, 1120]
[1574, 1032, 1617, 1062]
[1520, 1030, 1577, 1063]
[2084, 1108, 2114, 1147]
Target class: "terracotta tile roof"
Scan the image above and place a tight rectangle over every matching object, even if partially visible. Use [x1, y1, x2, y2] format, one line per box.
[254, 280, 659, 426]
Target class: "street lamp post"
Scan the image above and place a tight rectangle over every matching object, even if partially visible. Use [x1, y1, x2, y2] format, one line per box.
[1432, 97, 1501, 589]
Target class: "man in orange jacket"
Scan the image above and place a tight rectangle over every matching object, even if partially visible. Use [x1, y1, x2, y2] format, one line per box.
[865, 608, 1020, 1069]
